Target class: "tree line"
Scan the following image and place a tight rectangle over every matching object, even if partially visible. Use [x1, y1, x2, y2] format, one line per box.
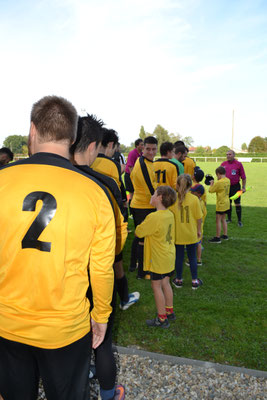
[120, 124, 194, 153]
[2, 130, 267, 156]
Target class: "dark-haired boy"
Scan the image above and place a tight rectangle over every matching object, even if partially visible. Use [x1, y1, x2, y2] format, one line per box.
[0, 147, 14, 165]
[136, 186, 177, 328]
[91, 128, 128, 217]
[183, 147, 196, 177]
[130, 136, 158, 277]
[87, 125, 138, 310]
[154, 141, 179, 190]
[208, 166, 230, 243]
[72, 115, 136, 400]
[91, 128, 121, 186]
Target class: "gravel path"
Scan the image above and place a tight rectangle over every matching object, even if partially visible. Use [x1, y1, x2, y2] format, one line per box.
[38, 349, 267, 399]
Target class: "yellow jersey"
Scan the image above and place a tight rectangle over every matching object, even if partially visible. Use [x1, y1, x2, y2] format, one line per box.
[170, 192, 202, 245]
[135, 210, 175, 274]
[76, 165, 128, 255]
[183, 157, 196, 177]
[209, 177, 230, 212]
[91, 153, 127, 204]
[153, 158, 179, 190]
[199, 198, 207, 238]
[91, 153, 121, 189]
[131, 156, 157, 209]
[0, 153, 115, 349]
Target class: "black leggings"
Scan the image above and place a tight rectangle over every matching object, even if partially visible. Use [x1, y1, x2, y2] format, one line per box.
[227, 183, 242, 221]
[87, 278, 117, 391]
[94, 287, 117, 391]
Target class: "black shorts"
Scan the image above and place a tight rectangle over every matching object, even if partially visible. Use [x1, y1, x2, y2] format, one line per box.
[216, 210, 228, 215]
[124, 172, 134, 193]
[150, 271, 174, 281]
[229, 183, 241, 205]
[0, 333, 91, 400]
[131, 208, 156, 227]
[132, 208, 156, 244]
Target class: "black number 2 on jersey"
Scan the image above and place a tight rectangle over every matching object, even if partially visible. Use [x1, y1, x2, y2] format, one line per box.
[22, 191, 57, 252]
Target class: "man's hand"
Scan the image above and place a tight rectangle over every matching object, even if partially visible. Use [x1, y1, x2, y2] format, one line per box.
[242, 179, 246, 193]
[210, 180, 214, 186]
[197, 230, 202, 238]
[91, 318, 107, 349]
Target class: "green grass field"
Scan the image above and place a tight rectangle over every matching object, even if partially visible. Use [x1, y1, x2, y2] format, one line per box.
[113, 162, 267, 371]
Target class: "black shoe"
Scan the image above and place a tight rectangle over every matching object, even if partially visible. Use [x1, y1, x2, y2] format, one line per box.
[192, 278, 203, 290]
[209, 237, 221, 243]
[238, 221, 243, 227]
[167, 312, 176, 321]
[197, 261, 202, 266]
[146, 317, 170, 328]
[226, 219, 232, 223]
[172, 278, 183, 288]
[220, 235, 228, 240]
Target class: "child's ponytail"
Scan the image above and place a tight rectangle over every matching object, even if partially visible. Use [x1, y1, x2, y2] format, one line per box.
[176, 174, 192, 208]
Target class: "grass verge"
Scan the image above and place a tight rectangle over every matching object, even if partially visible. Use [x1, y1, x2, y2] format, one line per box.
[113, 162, 267, 371]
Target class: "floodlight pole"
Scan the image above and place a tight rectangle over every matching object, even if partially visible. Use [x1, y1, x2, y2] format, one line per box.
[231, 109, 234, 149]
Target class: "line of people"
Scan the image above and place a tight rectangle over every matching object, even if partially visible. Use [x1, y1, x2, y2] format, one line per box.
[0, 96, 247, 399]
[124, 138, 246, 329]
[0, 97, 133, 400]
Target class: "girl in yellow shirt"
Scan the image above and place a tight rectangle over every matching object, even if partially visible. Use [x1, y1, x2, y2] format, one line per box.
[170, 174, 203, 290]
[135, 186, 177, 328]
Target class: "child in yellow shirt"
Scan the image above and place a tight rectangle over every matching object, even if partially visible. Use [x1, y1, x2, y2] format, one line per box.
[208, 166, 230, 243]
[170, 174, 203, 290]
[135, 186, 177, 329]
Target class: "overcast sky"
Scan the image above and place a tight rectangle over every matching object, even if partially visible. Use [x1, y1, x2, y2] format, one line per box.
[0, 0, 267, 150]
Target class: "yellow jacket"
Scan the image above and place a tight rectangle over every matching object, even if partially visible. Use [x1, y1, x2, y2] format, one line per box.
[135, 210, 175, 274]
[0, 153, 115, 349]
[131, 157, 157, 209]
[209, 177, 230, 212]
[170, 192, 202, 244]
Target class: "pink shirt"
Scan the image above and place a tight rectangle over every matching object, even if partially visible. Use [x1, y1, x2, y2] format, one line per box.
[125, 148, 142, 174]
[221, 159, 246, 186]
